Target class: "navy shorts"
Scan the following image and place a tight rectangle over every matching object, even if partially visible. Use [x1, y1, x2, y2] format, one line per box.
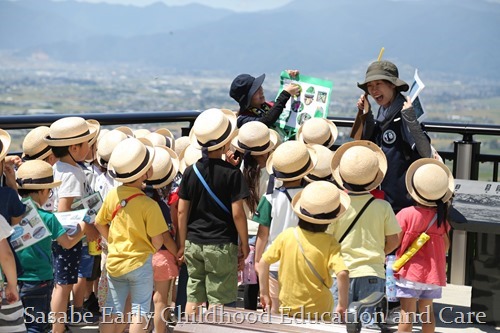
[78, 245, 95, 279]
[52, 240, 83, 285]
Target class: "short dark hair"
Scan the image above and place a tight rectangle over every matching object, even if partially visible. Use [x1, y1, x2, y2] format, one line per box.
[18, 189, 42, 198]
[51, 146, 70, 158]
[298, 219, 328, 233]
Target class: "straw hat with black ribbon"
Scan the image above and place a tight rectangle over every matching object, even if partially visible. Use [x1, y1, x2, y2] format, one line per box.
[174, 136, 191, 158]
[144, 146, 179, 189]
[179, 144, 202, 174]
[108, 138, 155, 183]
[96, 130, 129, 168]
[0, 129, 11, 161]
[145, 128, 175, 150]
[44, 117, 99, 147]
[114, 126, 135, 138]
[292, 181, 350, 224]
[189, 108, 237, 163]
[297, 118, 338, 149]
[331, 140, 387, 192]
[22, 126, 52, 161]
[16, 160, 62, 190]
[266, 140, 317, 182]
[304, 144, 335, 183]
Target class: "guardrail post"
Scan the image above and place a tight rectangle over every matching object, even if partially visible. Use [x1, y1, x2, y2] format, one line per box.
[450, 133, 481, 285]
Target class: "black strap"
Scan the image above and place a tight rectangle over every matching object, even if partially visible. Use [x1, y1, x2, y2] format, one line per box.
[338, 197, 375, 244]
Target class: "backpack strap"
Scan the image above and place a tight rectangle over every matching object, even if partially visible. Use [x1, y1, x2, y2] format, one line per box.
[111, 193, 146, 220]
[338, 196, 375, 244]
[193, 163, 231, 214]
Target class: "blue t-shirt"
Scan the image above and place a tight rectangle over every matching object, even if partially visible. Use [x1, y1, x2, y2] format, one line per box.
[18, 208, 67, 281]
[0, 186, 26, 223]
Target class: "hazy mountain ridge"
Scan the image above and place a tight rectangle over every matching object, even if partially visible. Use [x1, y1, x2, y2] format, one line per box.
[1, 0, 499, 78]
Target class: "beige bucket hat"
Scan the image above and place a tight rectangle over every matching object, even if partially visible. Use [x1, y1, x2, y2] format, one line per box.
[108, 138, 155, 183]
[406, 158, 454, 207]
[179, 144, 202, 174]
[96, 129, 129, 168]
[44, 117, 99, 147]
[266, 141, 317, 181]
[231, 121, 278, 156]
[0, 129, 12, 161]
[297, 118, 338, 148]
[174, 136, 191, 157]
[304, 144, 335, 183]
[145, 146, 179, 189]
[22, 126, 52, 161]
[331, 140, 387, 192]
[189, 108, 237, 151]
[16, 160, 62, 190]
[292, 181, 350, 224]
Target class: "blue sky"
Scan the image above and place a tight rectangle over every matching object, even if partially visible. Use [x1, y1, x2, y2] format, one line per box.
[68, 0, 293, 11]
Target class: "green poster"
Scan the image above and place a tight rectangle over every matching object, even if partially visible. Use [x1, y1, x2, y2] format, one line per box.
[274, 71, 333, 141]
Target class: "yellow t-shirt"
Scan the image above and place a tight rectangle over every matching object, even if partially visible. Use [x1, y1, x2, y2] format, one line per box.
[327, 193, 401, 278]
[96, 185, 168, 277]
[262, 227, 347, 317]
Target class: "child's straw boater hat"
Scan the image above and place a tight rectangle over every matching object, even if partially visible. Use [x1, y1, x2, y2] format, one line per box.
[108, 138, 155, 183]
[292, 181, 350, 224]
[133, 128, 151, 138]
[114, 126, 135, 137]
[22, 126, 52, 161]
[44, 117, 99, 147]
[0, 129, 12, 161]
[145, 128, 175, 150]
[406, 158, 454, 207]
[331, 140, 387, 192]
[304, 144, 334, 183]
[16, 160, 62, 190]
[189, 108, 237, 151]
[174, 136, 191, 158]
[145, 146, 179, 189]
[266, 141, 317, 181]
[231, 121, 278, 156]
[87, 119, 101, 146]
[96, 130, 128, 168]
[179, 144, 201, 174]
[297, 118, 338, 149]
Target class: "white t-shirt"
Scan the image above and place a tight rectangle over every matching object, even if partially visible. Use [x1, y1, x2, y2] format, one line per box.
[52, 161, 92, 211]
[94, 171, 120, 201]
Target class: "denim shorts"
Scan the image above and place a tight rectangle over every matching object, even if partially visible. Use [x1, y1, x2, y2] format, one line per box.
[52, 240, 82, 285]
[184, 240, 238, 305]
[19, 280, 54, 333]
[396, 285, 442, 299]
[104, 256, 153, 318]
[78, 245, 95, 279]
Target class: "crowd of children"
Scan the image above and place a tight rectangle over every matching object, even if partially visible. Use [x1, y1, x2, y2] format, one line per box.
[0, 60, 455, 333]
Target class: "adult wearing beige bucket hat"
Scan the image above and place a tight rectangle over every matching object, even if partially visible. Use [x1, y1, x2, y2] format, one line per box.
[353, 60, 432, 213]
[95, 137, 169, 333]
[328, 140, 401, 326]
[258, 181, 350, 317]
[395, 158, 454, 333]
[178, 108, 250, 315]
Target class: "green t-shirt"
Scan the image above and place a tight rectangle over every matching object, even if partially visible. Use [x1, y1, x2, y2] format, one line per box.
[18, 208, 66, 282]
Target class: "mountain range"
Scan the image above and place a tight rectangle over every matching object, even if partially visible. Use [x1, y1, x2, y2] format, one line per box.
[1, 0, 499, 78]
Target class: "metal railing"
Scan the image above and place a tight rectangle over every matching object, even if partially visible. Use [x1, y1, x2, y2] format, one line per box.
[2, 111, 499, 287]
